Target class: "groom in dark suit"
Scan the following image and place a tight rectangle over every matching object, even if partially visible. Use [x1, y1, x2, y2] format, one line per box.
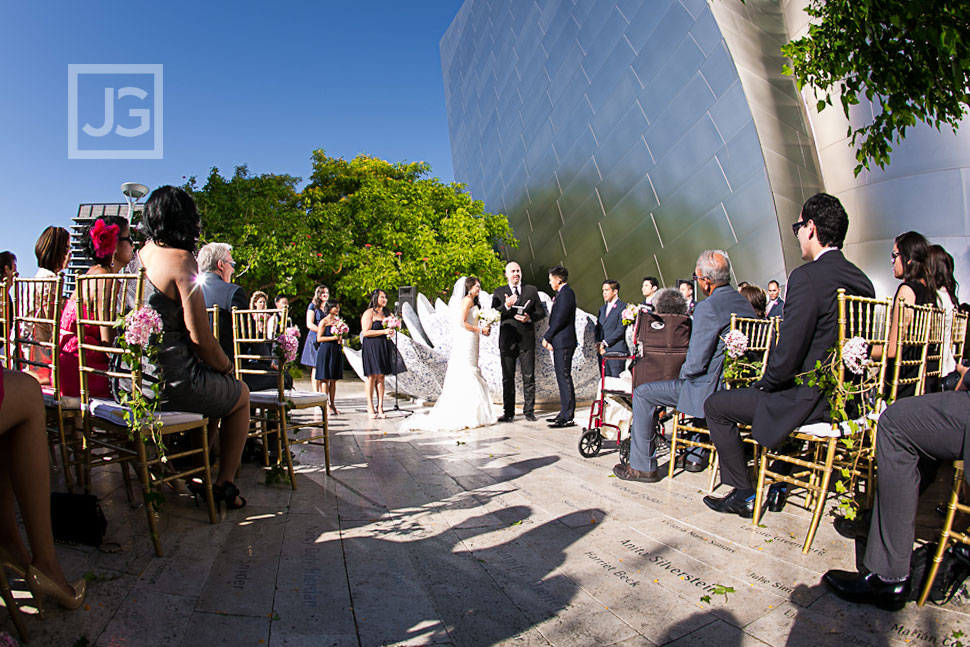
[542, 265, 577, 428]
[492, 262, 545, 422]
[595, 279, 627, 377]
[703, 193, 875, 517]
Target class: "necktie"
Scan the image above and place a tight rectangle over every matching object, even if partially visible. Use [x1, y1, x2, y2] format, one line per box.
[513, 286, 519, 297]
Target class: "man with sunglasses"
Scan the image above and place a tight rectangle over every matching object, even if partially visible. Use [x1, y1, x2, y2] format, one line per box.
[702, 193, 874, 517]
[613, 250, 755, 482]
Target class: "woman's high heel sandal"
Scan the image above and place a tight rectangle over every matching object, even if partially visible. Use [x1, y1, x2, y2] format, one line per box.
[25, 565, 86, 617]
[212, 482, 247, 512]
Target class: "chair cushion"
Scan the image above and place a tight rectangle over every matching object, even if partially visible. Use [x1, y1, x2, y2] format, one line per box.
[249, 389, 329, 407]
[89, 398, 204, 426]
[797, 416, 868, 438]
[41, 387, 80, 410]
[602, 375, 632, 395]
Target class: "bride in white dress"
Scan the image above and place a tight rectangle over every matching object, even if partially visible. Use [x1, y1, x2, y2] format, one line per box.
[401, 277, 497, 432]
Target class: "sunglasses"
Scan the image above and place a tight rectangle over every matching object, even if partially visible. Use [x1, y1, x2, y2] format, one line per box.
[791, 220, 810, 236]
[118, 236, 133, 243]
[891, 251, 901, 262]
[691, 274, 707, 283]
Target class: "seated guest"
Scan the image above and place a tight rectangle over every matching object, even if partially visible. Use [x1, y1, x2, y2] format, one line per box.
[677, 279, 696, 315]
[737, 281, 750, 291]
[197, 242, 246, 360]
[703, 193, 874, 517]
[27, 227, 71, 382]
[740, 284, 767, 318]
[613, 251, 756, 482]
[824, 368, 970, 610]
[641, 276, 659, 310]
[134, 186, 250, 510]
[630, 288, 691, 390]
[595, 279, 627, 377]
[765, 280, 784, 317]
[929, 244, 959, 378]
[250, 290, 269, 337]
[59, 216, 135, 397]
[0, 251, 16, 284]
[267, 294, 292, 332]
[0, 368, 86, 610]
[876, 231, 936, 399]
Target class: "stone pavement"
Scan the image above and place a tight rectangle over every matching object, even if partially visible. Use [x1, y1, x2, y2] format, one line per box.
[3, 379, 970, 646]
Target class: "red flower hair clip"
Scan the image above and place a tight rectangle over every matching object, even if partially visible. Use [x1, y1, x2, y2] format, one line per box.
[89, 219, 120, 259]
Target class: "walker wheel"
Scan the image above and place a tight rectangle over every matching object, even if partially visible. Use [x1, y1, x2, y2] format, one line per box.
[619, 438, 631, 465]
[579, 429, 602, 458]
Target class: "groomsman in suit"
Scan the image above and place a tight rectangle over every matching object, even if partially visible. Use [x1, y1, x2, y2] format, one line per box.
[677, 279, 696, 316]
[765, 280, 784, 318]
[595, 280, 628, 377]
[703, 193, 874, 518]
[641, 276, 659, 310]
[542, 265, 577, 428]
[492, 262, 546, 422]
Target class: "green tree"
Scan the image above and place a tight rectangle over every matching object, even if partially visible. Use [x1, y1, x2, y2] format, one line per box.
[184, 152, 518, 316]
[782, 0, 970, 175]
[184, 165, 311, 298]
[300, 150, 517, 311]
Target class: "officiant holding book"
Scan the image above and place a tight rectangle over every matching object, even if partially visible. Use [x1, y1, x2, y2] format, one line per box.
[492, 262, 545, 423]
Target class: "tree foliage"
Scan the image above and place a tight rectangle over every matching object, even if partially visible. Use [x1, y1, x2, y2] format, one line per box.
[184, 151, 517, 315]
[781, 0, 970, 175]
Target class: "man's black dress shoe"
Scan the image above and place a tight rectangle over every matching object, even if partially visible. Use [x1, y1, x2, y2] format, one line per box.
[524, 413, 537, 421]
[684, 461, 706, 473]
[546, 417, 560, 423]
[497, 414, 514, 423]
[766, 485, 787, 512]
[834, 509, 872, 540]
[703, 489, 755, 518]
[549, 419, 575, 428]
[612, 463, 661, 483]
[822, 570, 910, 611]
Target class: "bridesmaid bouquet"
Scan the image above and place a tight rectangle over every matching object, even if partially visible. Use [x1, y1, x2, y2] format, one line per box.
[383, 315, 401, 330]
[333, 318, 350, 337]
[620, 305, 640, 326]
[477, 308, 500, 327]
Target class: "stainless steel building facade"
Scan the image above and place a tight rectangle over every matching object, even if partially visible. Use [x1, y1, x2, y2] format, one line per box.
[442, 0, 970, 307]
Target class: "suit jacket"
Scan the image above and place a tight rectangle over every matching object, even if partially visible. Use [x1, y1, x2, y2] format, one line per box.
[751, 250, 874, 448]
[200, 272, 248, 360]
[595, 299, 627, 354]
[676, 285, 757, 417]
[492, 283, 545, 350]
[766, 298, 784, 318]
[543, 283, 577, 349]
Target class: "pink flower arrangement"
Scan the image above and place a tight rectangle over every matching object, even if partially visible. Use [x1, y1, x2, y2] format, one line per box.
[841, 336, 870, 375]
[383, 315, 401, 330]
[124, 306, 163, 349]
[276, 327, 300, 363]
[723, 330, 749, 360]
[620, 305, 639, 326]
[286, 325, 301, 339]
[332, 318, 350, 336]
[89, 219, 119, 259]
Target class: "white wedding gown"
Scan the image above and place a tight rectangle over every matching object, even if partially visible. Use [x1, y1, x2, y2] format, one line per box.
[401, 304, 497, 432]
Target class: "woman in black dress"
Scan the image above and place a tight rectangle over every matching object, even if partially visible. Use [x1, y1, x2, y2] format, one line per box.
[135, 186, 250, 510]
[360, 289, 397, 419]
[882, 231, 937, 400]
[316, 301, 344, 416]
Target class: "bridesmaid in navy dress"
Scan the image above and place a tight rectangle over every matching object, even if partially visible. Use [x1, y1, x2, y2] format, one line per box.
[360, 289, 398, 419]
[299, 285, 328, 393]
[315, 301, 344, 416]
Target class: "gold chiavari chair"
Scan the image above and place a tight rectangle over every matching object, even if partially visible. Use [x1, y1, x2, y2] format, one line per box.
[924, 306, 948, 392]
[0, 277, 11, 370]
[887, 301, 934, 401]
[232, 306, 330, 487]
[667, 315, 778, 490]
[207, 305, 220, 343]
[77, 270, 217, 557]
[752, 290, 892, 552]
[951, 310, 968, 368]
[12, 274, 85, 492]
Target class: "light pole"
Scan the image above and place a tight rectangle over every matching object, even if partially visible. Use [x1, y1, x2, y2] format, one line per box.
[120, 182, 149, 223]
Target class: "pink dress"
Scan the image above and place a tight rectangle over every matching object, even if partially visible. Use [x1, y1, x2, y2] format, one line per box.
[58, 298, 110, 398]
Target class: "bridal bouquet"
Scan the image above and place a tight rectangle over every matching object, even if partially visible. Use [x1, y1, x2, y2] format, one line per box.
[620, 304, 641, 326]
[383, 315, 402, 330]
[477, 307, 500, 327]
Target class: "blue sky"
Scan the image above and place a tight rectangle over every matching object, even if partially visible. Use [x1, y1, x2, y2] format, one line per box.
[0, 1, 462, 275]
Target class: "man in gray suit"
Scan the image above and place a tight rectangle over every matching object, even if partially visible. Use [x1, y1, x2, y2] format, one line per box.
[198, 242, 247, 361]
[613, 250, 756, 482]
